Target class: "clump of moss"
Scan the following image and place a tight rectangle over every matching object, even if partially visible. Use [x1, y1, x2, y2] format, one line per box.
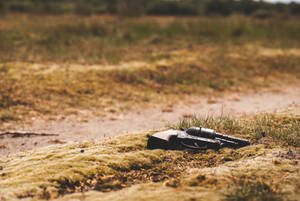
[225, 176, 284, 201]
[57, 147, 299, 201]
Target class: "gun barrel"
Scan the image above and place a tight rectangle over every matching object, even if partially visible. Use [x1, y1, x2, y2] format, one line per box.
[215, 132, 250, 147]
[186, 127, 250, 148]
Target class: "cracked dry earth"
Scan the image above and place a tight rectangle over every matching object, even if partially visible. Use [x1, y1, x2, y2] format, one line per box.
[0, 83, 299, 157]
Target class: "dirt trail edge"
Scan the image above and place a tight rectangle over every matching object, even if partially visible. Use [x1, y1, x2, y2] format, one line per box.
[1, 84, 299, 157]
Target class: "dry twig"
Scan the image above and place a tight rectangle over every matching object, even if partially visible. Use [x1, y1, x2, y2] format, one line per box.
[0, 132, 59, 138]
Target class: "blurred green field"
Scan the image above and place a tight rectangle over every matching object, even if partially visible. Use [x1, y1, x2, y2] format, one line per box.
[1, 14, 300, 63]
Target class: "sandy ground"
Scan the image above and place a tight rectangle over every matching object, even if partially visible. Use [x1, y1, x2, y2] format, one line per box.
[0, 84, 299, 157]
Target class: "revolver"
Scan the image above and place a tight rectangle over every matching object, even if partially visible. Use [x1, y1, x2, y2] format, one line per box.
[147, 127, 250, 150]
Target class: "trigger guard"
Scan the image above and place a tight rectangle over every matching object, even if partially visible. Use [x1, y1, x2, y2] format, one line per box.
[180, 141, 208, 150]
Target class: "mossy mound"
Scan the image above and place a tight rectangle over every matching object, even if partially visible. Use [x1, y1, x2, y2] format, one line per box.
[0, 109, 299, 200]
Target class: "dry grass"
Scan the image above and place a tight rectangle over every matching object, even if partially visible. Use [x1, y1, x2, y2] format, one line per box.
[0, 45, 299, 123]
[0, 108, 299, 201]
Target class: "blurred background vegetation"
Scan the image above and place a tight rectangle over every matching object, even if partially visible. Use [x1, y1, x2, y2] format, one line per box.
[0, 0, 299, 17]
[0, 1, 300, 64]
[0, 0, 300, 122]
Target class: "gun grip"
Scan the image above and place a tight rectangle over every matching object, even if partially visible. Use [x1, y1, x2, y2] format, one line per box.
[147, 130, 179, 150]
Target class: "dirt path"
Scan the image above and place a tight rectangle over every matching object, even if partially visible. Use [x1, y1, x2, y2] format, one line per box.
[1, 84, 299, 157]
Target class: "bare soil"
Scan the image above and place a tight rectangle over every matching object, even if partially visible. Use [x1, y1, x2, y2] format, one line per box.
[0, 83, 299, 157]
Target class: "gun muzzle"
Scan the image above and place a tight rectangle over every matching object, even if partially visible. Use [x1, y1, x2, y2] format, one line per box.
[215, 132, 250, 147]
[186, 127, 250, 148]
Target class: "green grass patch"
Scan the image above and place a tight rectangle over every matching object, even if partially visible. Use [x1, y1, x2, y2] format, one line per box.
[173, 114, 300, 147]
